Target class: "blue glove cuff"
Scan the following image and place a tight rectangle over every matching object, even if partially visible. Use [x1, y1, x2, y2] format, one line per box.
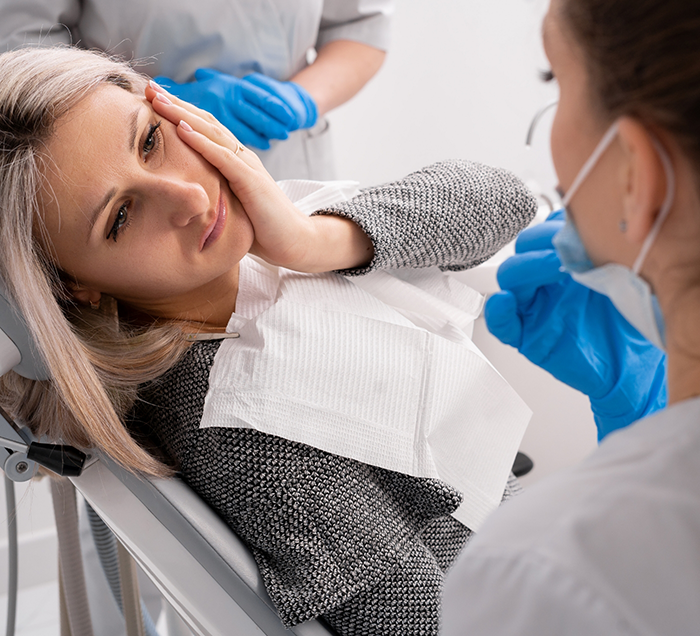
[591, 354, 667, 441]
[292, 82, 318, 129]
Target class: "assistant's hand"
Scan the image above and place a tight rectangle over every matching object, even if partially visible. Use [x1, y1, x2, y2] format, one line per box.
[153, 69, 296, 150]
[242, 73, 318, 131]
[146, 82, 372, 272]
[485, 211, 667, 440]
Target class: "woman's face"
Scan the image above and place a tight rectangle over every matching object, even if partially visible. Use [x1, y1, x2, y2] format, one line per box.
[543, 0, 639, 268]
[40, 83, 254, 320]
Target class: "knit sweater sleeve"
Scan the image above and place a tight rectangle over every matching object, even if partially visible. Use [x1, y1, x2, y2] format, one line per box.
[312, 159, 538, 275]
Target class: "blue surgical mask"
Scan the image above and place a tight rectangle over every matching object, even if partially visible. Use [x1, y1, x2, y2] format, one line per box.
[552, 121, 675, 351]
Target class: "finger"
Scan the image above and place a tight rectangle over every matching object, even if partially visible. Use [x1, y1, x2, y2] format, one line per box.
[193, 68, 221, 82]
[239, 81, 295, 127]
[149, 89, 246, 152]
[497, 250, 568, 304]
[166, 71, 290, 140]
[234, 100, 290, 140]
[191, 68, 293, 130]
[547, 208, 566, 222]
[151, 76, 178, 90]
[242, 73, 280, 95]
[176, 119, 261, 190]
[149, 89, 212, 132]
[146, 87, 183, 128]
[241, 74, 290, 109]
[484, 291, 523, 348]
[221, 118, 271, 150]
[514, 219, 565, 253]
[147, 80, 228, 134]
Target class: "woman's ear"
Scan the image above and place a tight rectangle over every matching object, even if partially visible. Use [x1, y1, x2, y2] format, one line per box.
[66, 281, 102, 309]
[617, 117, 668, 244]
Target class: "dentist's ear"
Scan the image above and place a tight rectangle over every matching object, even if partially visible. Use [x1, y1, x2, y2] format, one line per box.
[617, 117, 669, 245]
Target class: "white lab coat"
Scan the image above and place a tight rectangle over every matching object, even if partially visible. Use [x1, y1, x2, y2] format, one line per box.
[0, 0, 393, 180]
[442, 396, 700, 636]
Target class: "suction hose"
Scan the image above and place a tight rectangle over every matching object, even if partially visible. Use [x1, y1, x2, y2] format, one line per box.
[50, 478, 94, 636]
[85, 502, 159, 636]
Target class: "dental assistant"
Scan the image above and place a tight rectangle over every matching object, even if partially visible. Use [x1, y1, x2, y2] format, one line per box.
[0, 0, 391, 180]
[443, 0, 700, 633]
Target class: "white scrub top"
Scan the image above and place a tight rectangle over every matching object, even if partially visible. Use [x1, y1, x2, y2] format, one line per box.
[0, 0, 392, 180]
[443, 396, 700, 636]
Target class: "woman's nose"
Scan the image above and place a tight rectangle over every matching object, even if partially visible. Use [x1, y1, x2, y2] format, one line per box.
[157, 176, 211, 227]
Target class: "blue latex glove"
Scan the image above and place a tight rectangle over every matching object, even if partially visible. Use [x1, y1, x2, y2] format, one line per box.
[243, 73, 318, 131]
[154, 69, 297, 150]
[485, 210, 667, 440]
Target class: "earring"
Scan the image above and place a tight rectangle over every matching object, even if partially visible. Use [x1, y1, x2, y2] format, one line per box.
[89, 300, 100, 310]
[619, 220, 627, 233]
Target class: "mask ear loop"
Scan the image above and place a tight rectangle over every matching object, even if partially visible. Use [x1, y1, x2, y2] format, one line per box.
[525, 100, 558, 147]
[631, 138, 676, 275]
[562, 121, 620, 208]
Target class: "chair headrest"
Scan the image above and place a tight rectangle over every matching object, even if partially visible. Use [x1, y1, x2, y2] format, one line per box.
[0, 281, 49, 380]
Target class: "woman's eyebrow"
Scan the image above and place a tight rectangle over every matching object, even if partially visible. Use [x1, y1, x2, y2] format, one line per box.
[86, 186, 117, 243]
[127, 106, 141, 152]
[85, 106, 142, 242]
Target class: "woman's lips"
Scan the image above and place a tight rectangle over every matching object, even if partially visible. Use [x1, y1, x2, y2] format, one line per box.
[201, 190, 227, 250]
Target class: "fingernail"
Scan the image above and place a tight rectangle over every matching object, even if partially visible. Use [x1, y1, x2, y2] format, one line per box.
[179, 120, 193, 132]
[149, 79, 165, 93]
[155, 92, 172, 105]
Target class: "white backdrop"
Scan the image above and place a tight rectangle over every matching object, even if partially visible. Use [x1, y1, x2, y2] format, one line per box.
[329, 0, 559, 198]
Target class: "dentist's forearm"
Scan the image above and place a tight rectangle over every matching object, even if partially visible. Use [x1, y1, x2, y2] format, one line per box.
[290, 40, 386, 117]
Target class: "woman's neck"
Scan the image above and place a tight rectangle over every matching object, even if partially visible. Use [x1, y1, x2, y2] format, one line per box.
[121, 264, 241, 331]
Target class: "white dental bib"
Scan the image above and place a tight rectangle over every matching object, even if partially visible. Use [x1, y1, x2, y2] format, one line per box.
[200, 180, 532, 531]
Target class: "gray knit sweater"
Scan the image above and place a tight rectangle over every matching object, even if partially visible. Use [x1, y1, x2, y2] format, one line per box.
[129, 160, 537, 634]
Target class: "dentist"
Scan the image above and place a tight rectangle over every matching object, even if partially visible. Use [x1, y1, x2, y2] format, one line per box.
[444, 0, 700, 633]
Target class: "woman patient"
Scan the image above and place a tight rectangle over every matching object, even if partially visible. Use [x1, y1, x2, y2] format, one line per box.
[0, 47, 536, 634]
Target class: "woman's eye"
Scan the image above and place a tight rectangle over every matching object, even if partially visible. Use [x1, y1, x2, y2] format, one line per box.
[142, 121, 162, 159]
[107, 203, 129, 242]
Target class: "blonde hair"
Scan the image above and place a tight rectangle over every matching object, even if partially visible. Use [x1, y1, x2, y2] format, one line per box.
[0, 46, 191, 476]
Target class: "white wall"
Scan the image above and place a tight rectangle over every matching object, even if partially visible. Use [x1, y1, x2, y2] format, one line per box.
[328, 0, 559, 198]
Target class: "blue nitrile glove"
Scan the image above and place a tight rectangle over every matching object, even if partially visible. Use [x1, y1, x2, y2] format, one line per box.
[485, 210, 667, 440]
[242, 73, 318, 131]
[153, 69, 296, 150]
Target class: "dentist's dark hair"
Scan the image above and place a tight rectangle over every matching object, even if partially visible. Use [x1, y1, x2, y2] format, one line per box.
[561, 0, 700, 168]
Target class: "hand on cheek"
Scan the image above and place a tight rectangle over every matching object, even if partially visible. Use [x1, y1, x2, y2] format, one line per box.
[144, 83, 333, 271]
[145, 83, 372, 273]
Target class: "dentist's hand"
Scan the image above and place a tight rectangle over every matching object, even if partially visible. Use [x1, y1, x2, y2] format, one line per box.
[153, 69, 297, 150]
[242, 73, 318, 131]
[485, 211, 667, 440]
[146, 82, 372, 272]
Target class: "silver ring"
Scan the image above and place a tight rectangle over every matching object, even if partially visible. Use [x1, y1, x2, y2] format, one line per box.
[234, 142, 244, 155]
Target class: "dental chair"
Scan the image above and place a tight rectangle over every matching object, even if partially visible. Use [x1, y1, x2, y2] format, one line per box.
[0, 284, 336, 636]
[1, 281, 534, 636]
[71, 455, 337, 635]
